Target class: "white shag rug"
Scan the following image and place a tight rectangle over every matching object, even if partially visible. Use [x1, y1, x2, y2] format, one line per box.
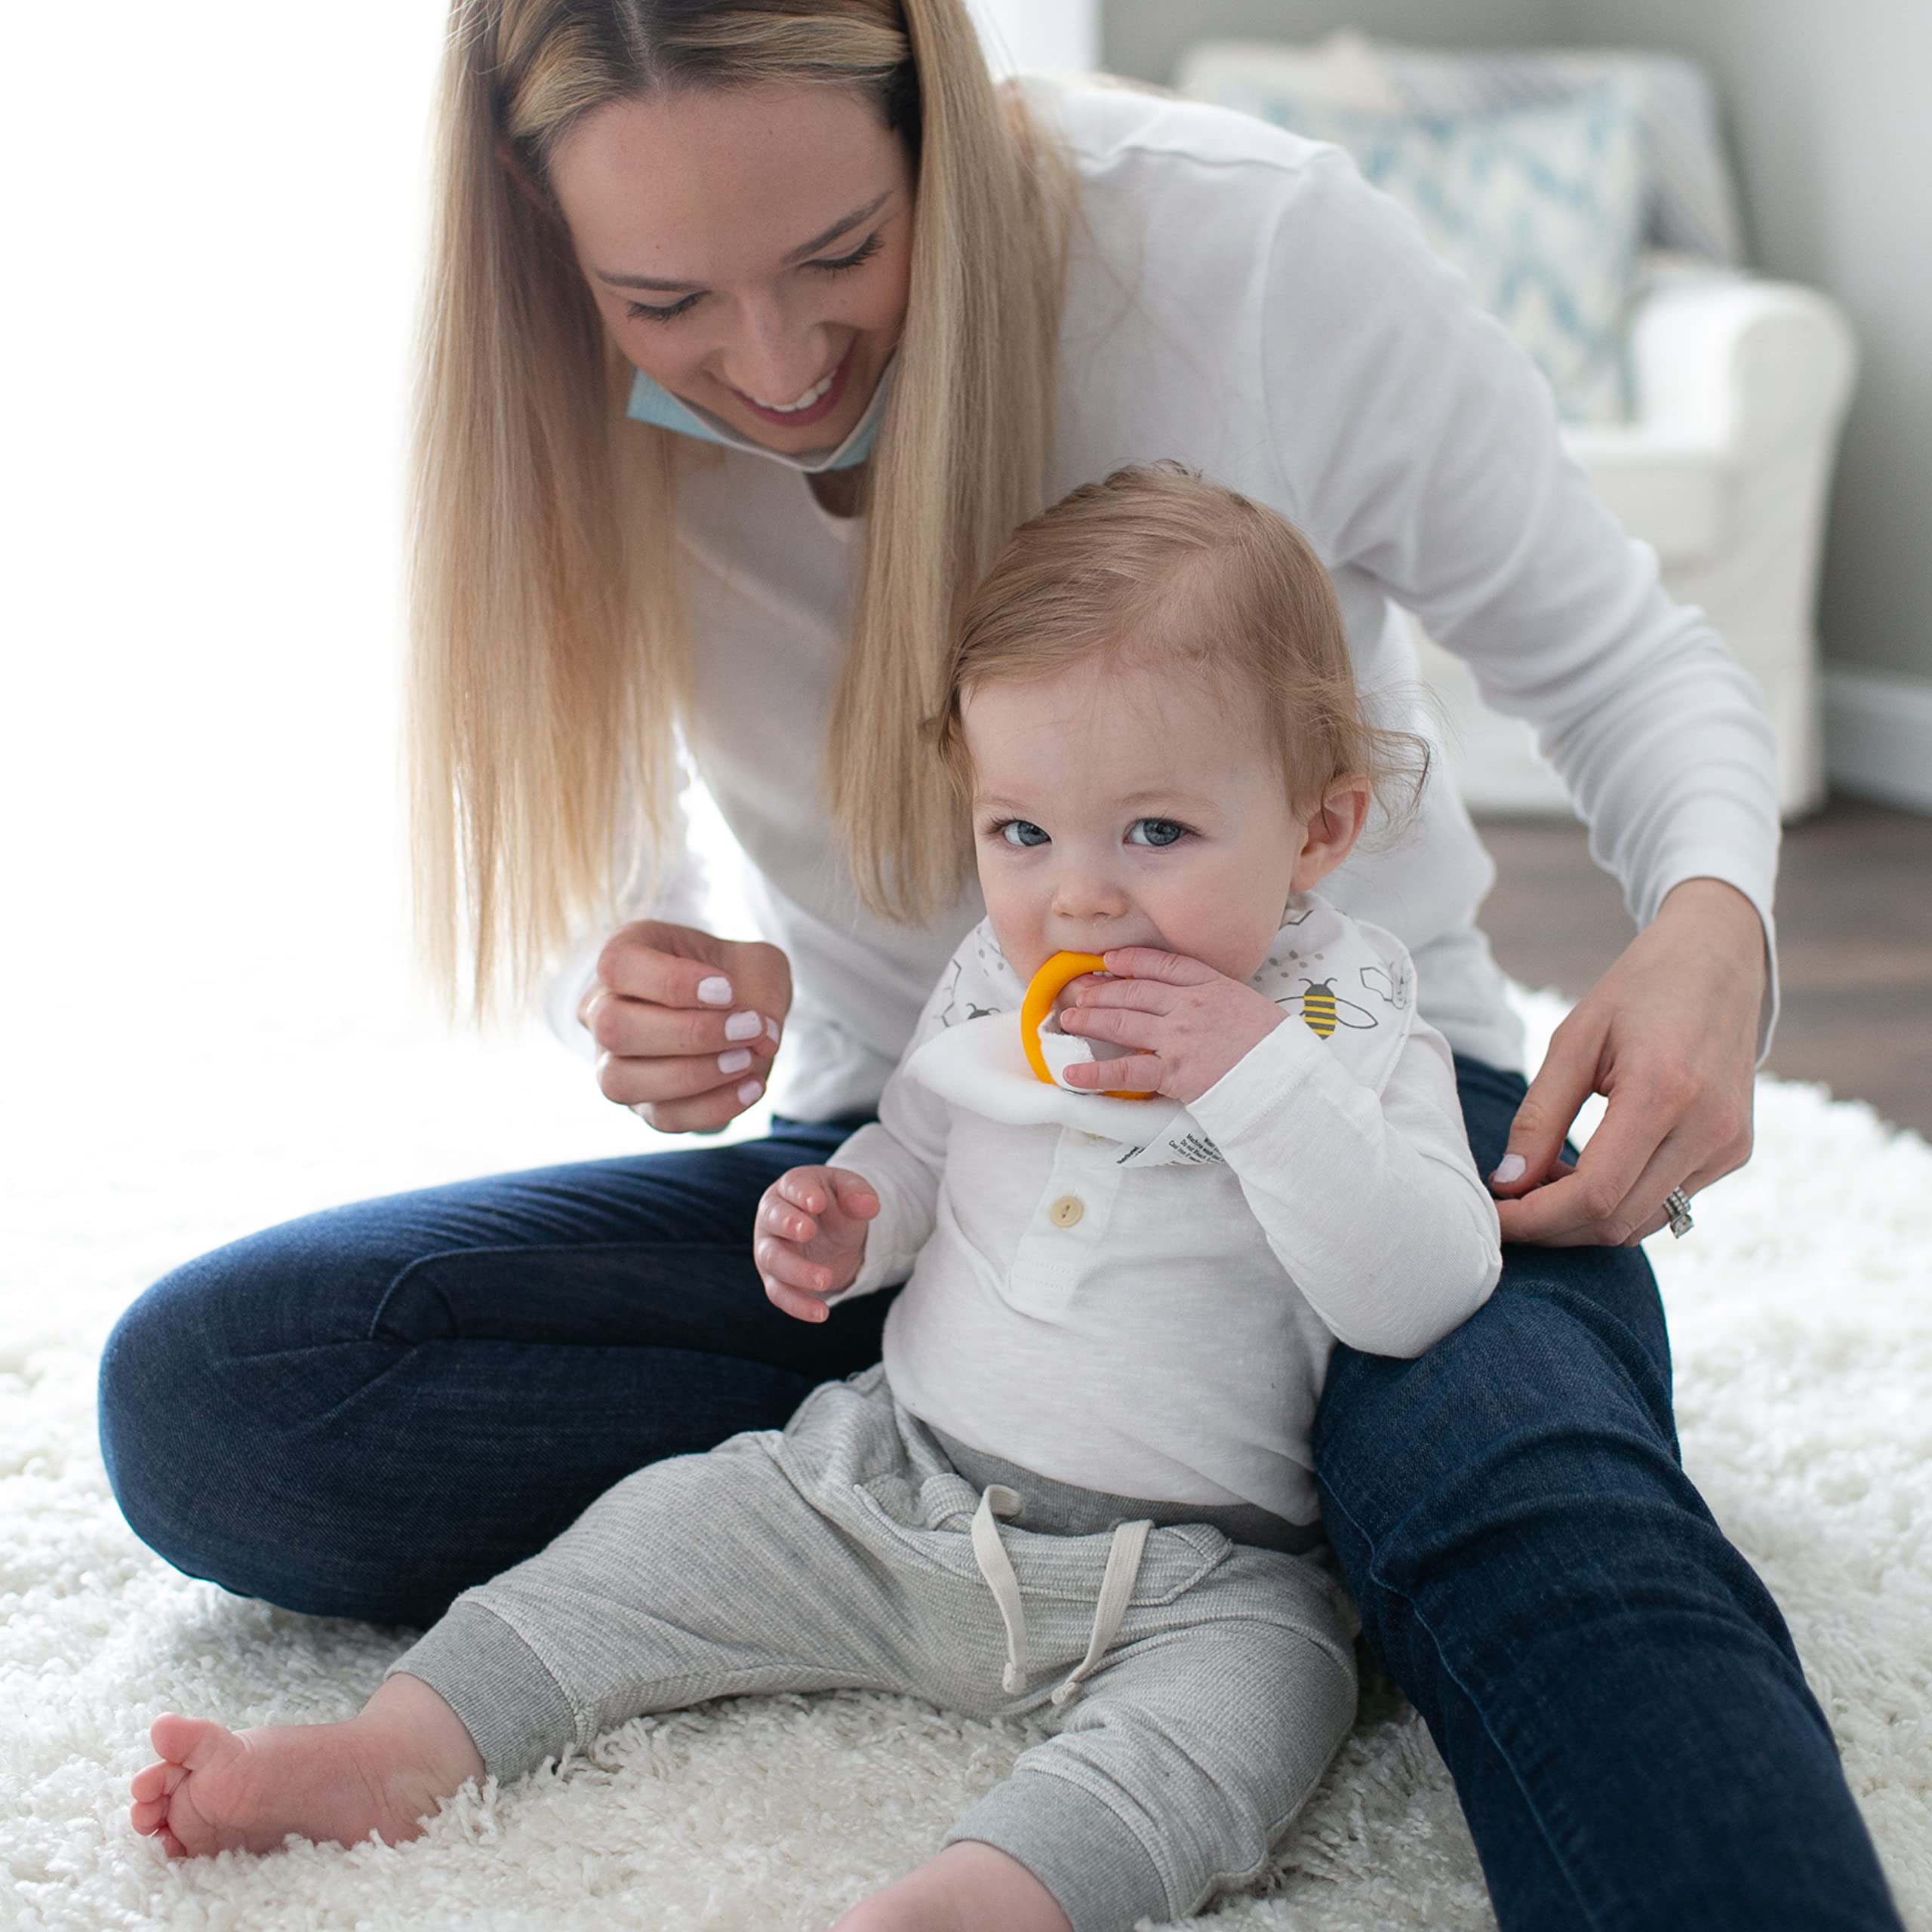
[4, 986, 1928, 1932]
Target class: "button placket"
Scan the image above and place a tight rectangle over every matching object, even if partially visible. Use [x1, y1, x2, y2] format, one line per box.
[1004, 1131, 1121, 1313]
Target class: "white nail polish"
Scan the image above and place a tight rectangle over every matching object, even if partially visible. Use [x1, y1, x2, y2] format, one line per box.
[738, 1078, 764, 1104]
[1492, 1153, 1527, 1184]
[765, 1016, 781, 1043]
[697, 976, 734, 1006]
[718, 1048, 753, 1075]
[724, 1010, 762, 1041]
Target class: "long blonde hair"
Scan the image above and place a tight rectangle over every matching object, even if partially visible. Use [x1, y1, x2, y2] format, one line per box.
[409, 0, 1072, 1017]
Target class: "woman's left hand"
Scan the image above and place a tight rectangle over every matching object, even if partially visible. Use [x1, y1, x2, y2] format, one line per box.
[1486, 878, 1767, 1246]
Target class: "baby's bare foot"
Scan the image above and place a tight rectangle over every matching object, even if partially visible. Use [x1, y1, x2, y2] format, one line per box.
[831, 1840, 1072, 1932]
[129, 1677, 484, 1860]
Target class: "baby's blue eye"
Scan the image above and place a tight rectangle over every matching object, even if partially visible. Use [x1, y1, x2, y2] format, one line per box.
[1127, 818, 1186, 848]
[998, 819, 1050, 848]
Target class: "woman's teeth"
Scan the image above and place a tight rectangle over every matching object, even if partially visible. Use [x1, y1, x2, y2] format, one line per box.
[751, 365, 838, 413]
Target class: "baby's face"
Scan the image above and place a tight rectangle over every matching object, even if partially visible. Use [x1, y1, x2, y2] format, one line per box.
[962, 650, 1318, 987]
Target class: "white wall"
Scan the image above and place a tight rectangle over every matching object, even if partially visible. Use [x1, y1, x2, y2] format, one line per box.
[3, 2, 444, 1026]
[2, 3, 660, 1238]
[1101, 0, 1558, 78]
[968, 0, 1100, 75]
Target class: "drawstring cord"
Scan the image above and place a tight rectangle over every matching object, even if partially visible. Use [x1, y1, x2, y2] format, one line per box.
[1051, 1517, 1151, 1706]
[970, 1485, 1152, 1706]
[971, 1486, 1029, 1693]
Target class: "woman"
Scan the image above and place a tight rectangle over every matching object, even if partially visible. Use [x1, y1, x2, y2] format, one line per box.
[98, 2, 1899, 1927]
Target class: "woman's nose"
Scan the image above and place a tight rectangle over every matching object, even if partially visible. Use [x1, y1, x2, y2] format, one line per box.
[718, 299, 829, 410]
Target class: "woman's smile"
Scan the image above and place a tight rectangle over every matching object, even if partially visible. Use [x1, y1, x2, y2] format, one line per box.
[724, 341, 854, 429]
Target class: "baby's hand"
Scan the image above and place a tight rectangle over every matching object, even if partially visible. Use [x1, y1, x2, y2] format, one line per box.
[755, 1164, 881, 1323]
[1056, 948, 1284, 1104]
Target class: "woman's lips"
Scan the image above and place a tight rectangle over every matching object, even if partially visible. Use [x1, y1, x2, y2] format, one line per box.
[728, 343, 854, 432]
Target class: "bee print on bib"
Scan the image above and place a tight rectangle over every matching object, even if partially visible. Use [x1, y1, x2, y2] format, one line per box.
[1288, 977, 1380, 1040]
[1358, 958, 1413, 1011]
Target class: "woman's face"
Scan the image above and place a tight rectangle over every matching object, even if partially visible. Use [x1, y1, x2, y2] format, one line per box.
[546, 83, 914, 452]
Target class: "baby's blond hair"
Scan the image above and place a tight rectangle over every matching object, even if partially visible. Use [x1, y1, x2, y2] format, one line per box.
[930, 463, 1427, 829]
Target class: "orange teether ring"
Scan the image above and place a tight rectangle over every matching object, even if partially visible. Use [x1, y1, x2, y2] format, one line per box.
[1020, 951, 1153, 1101]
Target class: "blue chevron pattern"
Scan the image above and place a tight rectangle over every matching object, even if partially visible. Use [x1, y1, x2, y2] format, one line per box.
[1202, 80, 1649, 423]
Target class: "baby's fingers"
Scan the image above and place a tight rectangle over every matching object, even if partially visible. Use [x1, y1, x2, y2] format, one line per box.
[775, 1167, 838, 1215]
[758, 1190, 822, 1247]
[774, 1166, 878, 1232]
[1061, 1051, 1163, 1095]
[754, 1235, 838, 1324]
[826, 1170, 881, 1224]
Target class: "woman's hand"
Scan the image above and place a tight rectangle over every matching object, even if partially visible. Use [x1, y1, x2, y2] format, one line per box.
[755, 1165, 881, 1321]
[1055, 948, 1284, 1103]
[1487, 878, 1767, 1246]
[578, 921, 792, 1134]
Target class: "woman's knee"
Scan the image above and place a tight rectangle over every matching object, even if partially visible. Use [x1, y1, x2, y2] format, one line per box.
[96, 1214, 400, 1592]
[98, 1253, 244, 1578]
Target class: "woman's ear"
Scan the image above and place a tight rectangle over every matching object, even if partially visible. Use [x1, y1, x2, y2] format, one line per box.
[1289, 777, 1373, 891]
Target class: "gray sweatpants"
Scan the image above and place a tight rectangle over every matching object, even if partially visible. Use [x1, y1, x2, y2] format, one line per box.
[391, 1366, 1358, 1932]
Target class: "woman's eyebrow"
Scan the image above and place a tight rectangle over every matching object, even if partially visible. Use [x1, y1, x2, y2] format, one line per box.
[595, 189, 894, 292]
[782, 189, 892, 263]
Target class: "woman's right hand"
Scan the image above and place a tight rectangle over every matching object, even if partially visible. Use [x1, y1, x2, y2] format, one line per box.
[577, 921, 793, 1134]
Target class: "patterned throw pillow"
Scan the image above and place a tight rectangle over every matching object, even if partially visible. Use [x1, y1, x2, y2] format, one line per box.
[1369, 41, 1744, 266]
[1177, 32, 1743, 268]
[1197, 81, 1650, 423]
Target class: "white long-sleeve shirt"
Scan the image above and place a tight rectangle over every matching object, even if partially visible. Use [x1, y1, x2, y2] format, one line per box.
[829, 897, 1502, 1525]
[548, 73, 1780, 1118]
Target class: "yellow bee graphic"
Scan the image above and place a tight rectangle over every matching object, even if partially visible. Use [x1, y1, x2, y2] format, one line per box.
[1291, 978, 1379, 1040]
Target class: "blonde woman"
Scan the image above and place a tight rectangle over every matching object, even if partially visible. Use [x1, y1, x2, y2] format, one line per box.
[99, 3, 1900, 1927]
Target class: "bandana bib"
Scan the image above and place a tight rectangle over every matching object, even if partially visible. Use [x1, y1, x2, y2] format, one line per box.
[904, 894, 1417, 1168]
[624, 356, 894, 473]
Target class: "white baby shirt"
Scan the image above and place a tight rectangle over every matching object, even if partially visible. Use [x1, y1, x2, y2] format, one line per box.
[832, 894, 1503, 1527]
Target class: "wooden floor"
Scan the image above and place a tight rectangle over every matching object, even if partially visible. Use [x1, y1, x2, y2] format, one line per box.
[1474, 796, 1932, 1140]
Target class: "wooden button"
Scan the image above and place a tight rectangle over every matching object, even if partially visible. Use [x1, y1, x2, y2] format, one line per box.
[1048, 1194, 1084, 1229]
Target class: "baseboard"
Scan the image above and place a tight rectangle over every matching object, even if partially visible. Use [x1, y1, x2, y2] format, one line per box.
[1823, 666, 1932, 813]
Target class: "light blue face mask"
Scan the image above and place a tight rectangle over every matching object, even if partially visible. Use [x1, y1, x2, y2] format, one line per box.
[624, 356, 894, 473]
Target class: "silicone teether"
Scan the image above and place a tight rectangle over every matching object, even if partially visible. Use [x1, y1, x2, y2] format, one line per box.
[1020, 951, 1153, 1100]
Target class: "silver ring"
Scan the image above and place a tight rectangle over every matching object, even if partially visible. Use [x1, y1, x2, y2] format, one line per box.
[1664, 1186, 1694, 1238]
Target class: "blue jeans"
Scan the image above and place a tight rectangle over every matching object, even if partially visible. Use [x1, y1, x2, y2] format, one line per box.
[98, 1058, 1900, 1930]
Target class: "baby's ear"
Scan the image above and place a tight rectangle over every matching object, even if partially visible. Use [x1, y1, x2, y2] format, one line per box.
[1291, 777, 1373, 890]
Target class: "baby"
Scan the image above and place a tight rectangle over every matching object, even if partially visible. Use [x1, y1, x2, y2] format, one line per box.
[129, 464, 1503, 1932]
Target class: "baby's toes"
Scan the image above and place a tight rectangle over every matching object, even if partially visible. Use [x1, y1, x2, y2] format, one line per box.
[131, 1759, 183, 1804]
[150, 1712, 229, 1770]
[131, 1795, 171, 1836]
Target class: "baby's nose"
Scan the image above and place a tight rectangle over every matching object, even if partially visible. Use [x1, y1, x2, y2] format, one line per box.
[1051, 871, 1129, 919]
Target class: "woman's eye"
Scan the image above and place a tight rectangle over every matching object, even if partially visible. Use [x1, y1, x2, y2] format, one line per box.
[625, 294, 701, 324]
[995, 819, 1049, 849]
[1127, 818, 1187, 848]
[622, 234, 878, 326]
[808, 232, 884, 276]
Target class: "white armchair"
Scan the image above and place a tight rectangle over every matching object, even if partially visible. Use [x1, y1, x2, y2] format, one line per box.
[1177, 32, 1860, 819]
[1414, 265, 1857, 816]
